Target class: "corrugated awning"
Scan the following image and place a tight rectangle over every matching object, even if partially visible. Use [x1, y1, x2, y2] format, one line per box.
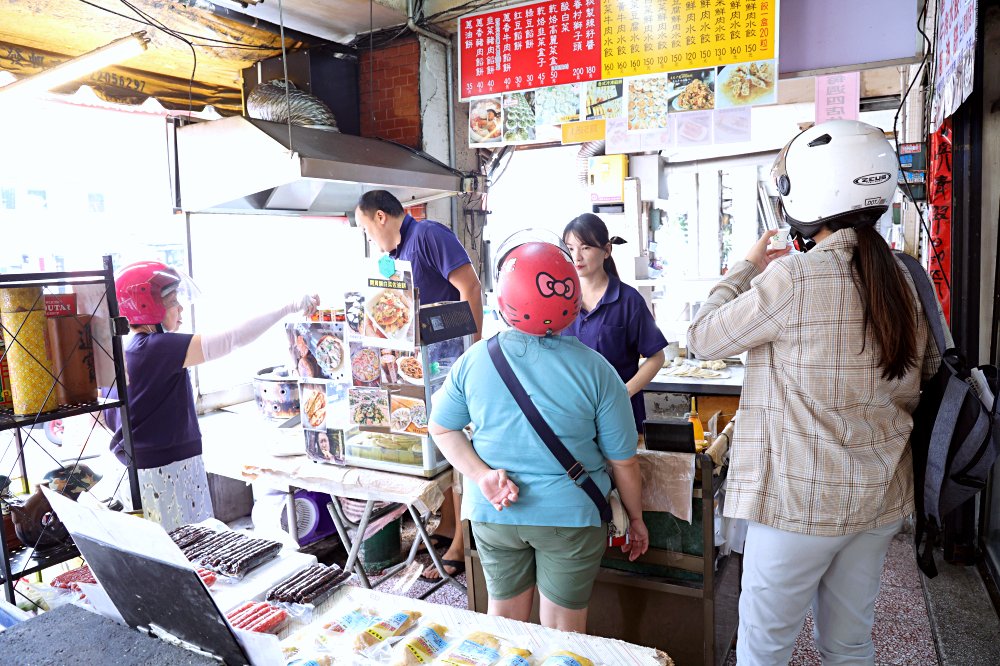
[0, 1, 304, 115]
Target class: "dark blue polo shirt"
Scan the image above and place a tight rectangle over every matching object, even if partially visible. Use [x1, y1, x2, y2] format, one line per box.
[390, 214, 471, 305]
[562, 275, 668, 430]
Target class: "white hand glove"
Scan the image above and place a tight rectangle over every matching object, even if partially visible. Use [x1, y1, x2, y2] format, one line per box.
[294, 294, 320, 317]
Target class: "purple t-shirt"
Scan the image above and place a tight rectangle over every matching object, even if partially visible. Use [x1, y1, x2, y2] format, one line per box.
[112, 333, 202, 469]
[390, 215, 471, 304]
[561, 276, 668, 430]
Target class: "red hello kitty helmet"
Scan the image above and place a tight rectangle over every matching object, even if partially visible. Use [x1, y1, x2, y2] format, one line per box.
[495, 231, 581, 336]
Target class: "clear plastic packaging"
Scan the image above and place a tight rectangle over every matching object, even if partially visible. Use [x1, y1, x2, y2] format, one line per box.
[350, 610, 422, 653]
[364, 620, 452, 665]
[538, 650, 594, 666]
[437, 630, 533, 666]
[225, 600, 289, 634]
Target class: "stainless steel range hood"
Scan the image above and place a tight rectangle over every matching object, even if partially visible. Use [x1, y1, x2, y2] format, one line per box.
[176, 116, 463, 214]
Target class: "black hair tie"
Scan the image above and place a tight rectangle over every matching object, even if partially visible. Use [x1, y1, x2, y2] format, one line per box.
[609, 236, 627, 245]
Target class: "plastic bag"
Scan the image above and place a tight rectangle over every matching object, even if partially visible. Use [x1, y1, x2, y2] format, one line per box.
[351, 610, 422, 653]
[437, 630, 532, 666]
[538, 650, 594, 666]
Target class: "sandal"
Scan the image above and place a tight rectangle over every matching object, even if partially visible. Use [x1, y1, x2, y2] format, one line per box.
[416, 534, 453, 553]
[419, 558, 465, 581]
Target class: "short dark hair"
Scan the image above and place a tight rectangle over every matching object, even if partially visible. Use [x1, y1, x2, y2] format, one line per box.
[357, 190, 404, 218]
[486, 109, 497, 118]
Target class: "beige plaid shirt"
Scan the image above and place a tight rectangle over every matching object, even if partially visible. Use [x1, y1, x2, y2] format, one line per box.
[688, 229, 942, 536]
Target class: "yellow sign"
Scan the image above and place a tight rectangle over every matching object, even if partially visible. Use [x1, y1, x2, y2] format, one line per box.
[600, 0, 778, 79]
[562, 119, 607, 144]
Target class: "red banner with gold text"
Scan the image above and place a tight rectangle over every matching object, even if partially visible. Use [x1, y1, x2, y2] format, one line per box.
[928, 118, 953, 325]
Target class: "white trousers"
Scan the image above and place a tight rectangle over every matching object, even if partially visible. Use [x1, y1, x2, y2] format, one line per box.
[737, 519, 902, 665]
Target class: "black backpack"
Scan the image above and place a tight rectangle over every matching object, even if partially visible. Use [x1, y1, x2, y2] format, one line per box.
[897, 252, 1000, 578]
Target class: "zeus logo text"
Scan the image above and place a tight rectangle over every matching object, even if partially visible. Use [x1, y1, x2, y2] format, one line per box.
[853, 173, 892, 186]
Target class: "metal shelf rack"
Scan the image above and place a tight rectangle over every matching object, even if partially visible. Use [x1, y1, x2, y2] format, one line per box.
[0, 256, 139, 605]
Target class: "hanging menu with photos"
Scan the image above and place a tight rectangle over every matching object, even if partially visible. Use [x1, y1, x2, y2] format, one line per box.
[459, 0, 778, 100]
[459, 0, 603, 99]
[601, 0, 776, 79]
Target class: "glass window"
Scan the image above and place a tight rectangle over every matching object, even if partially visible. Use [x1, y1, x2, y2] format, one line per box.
[87, 192, 105, 213]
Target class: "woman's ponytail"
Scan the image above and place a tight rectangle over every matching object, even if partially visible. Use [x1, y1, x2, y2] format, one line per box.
[852, 225, 918, 380]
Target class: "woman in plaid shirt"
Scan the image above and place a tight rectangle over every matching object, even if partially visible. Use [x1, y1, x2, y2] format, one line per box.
[688, 120, 942, 665]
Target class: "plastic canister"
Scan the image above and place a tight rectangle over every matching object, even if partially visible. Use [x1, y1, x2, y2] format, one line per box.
[0, 288, 58, 415]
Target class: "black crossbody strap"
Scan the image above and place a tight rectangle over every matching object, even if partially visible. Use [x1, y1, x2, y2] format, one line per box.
[487, 335, 612, 523]
[895, 251, 948, 355]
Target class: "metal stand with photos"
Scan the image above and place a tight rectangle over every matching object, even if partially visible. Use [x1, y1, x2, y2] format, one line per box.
[323, 301, 476, 595]
[339, 300, 477, 478]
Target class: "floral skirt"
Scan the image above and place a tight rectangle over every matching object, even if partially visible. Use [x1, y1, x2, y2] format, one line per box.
[118, 454, 214, 533]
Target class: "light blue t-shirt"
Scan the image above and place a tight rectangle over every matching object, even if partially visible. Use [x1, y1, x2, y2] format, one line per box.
[430, 330, 638, 528]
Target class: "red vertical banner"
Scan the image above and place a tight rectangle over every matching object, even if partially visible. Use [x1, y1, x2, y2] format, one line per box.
[928, 118, 953, 325]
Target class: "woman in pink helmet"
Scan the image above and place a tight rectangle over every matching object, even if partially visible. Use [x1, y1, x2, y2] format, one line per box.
[112, 260, 318, 532]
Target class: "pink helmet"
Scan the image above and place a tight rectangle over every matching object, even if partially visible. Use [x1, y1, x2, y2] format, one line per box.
[115, 261, 191, 325]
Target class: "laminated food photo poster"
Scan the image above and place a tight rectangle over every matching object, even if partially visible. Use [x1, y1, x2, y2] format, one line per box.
[342, 259, 428, 465]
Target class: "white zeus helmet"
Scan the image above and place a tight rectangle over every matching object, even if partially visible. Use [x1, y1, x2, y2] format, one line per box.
[771, 119, 898, 241]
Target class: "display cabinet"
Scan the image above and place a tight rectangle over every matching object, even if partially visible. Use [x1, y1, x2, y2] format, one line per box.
[288, 255, 477, 478]
[0, 256, 139, 605]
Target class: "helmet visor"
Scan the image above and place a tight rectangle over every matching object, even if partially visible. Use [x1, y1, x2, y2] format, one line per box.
[154, 267, 201, 307]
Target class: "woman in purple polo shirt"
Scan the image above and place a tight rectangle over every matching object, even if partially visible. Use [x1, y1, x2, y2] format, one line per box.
[562, 214, 667, 435]
[113, 261, 318, 532]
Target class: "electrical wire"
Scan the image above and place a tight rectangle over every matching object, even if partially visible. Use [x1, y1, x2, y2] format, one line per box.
[76, 0, 293, 51]
[892, 0, 950, 292]
[424, 0, 504, 25]
[117, 0, 198, 112]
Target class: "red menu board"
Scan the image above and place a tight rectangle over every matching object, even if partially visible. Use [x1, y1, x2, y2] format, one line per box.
[458, 0, 602, 100]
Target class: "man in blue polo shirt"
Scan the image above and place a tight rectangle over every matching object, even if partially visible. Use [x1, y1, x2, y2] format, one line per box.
[355, 190, 483, 335]
[355, 189, 483, 580]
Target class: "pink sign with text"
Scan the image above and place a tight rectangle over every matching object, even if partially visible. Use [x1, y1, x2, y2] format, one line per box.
[815, 72, 860, 124]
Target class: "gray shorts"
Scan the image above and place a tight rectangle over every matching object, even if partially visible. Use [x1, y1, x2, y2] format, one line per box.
[472, 521, 607, 610]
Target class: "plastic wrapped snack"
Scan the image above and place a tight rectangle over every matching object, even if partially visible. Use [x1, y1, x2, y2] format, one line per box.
[390, 621, 450, 665]
[352, 610, 422, 652]
[321, 606, 378, 634]
[498, 646, 533, 666]
[286, 657, 332, 666]
[439, 631, 531, 666]
[539, 651, 594, 666]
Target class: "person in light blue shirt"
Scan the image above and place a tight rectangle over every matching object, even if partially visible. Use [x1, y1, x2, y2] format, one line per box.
[429, 236, 648, 634]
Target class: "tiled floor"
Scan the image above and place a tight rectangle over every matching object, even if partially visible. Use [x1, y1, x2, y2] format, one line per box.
[721, 533, 937, 665]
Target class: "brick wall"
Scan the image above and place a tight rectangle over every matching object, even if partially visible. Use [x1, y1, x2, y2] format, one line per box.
[405, 204, 427, 221]
[359, 37, 421, 148]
